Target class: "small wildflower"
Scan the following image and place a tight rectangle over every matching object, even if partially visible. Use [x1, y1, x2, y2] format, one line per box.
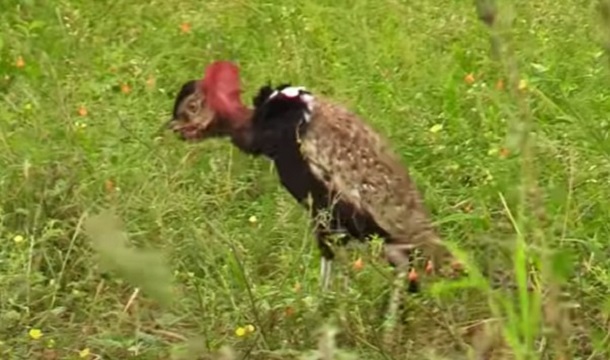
[145, 76, 156, 89]
[429, 124, 443, 134]
[77, 106, 88, 117]
[447, 163, 459, 171]
[499, 147, 510, 158]
[408, 268, 418, 282]
[518, 79, 528, 91]
[245, 324, 255, 333]
[28, 328, 43, 340]
[120, 83, 131, 94]
[74, 121, 87, 129]
[352, 257, 364, 271]
[104, 179, 114, 193]
[248, 215, 257, 224]
[235, 327, 246, 337]
[13, 234, 24, 243]
[180, 22, 192, 33]
[15, 56, 25, 68]
[495, 79, 505, 90]
[302, 295, 314, 308]
[425, 260, 434, 274]
[79, 347, 91, 358]
[464, 73, 475, 85]
[451, 260, 464, 272]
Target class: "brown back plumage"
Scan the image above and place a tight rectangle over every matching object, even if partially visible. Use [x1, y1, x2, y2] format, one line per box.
[298, 96, 453, 269]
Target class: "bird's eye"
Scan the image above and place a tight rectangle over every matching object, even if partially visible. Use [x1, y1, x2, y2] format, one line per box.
[186, 100, 199, 114]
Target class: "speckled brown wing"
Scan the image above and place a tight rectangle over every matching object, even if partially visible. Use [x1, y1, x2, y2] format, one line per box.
[299, 97, 442, 249]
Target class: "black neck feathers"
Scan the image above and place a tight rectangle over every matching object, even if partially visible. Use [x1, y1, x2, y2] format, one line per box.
[246, 83, 313, 158]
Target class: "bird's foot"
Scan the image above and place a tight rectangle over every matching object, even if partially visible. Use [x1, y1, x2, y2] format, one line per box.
[320, 257, 333, 292]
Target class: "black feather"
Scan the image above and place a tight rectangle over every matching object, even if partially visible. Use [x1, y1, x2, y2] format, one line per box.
[251, 83, 275, 108]
[172, 80, 198, 119]
[248, 83, 312, 157]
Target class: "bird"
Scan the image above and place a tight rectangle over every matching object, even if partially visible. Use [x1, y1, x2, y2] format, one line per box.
[165, 60, 463, 295]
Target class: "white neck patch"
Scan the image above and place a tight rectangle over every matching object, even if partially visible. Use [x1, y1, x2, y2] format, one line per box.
[268, 86, 316, 122]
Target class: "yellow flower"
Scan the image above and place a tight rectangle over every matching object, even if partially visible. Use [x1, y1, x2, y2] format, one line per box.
[245, 324, 255, 333]
[145, 76, 156, 89]
[15, 56, 25, 68]
[518, 79, 528, 91]
[235, 327, 246, 337]
[180, 22, 192, 34]
[77, 106, 88, 117]
[79, 348, 91, 358]
[352, 257, 364, 271]
[120, 83, 131, 94]
[28, 328, 43, 340]
[248, 215, 257, 224]
[429, 124, 443, 134]
[495, 79, 505, 90]
[13, 235, 24, 243]
[499, 147, 510, 158]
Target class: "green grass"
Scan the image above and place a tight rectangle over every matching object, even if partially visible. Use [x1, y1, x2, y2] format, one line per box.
[2, 0, 610, 359]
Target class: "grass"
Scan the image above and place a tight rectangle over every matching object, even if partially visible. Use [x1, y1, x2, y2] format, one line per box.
[1, 0, 610, 358]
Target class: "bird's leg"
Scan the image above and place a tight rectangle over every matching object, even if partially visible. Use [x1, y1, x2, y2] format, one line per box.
[320, 256, 333, 291]
[343, 263, 350, 292]
[316, 227, 335, 292]
[381, 243, 416, 348]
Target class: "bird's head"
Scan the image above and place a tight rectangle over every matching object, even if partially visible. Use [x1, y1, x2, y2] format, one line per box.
[165, 61, 251, 141]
